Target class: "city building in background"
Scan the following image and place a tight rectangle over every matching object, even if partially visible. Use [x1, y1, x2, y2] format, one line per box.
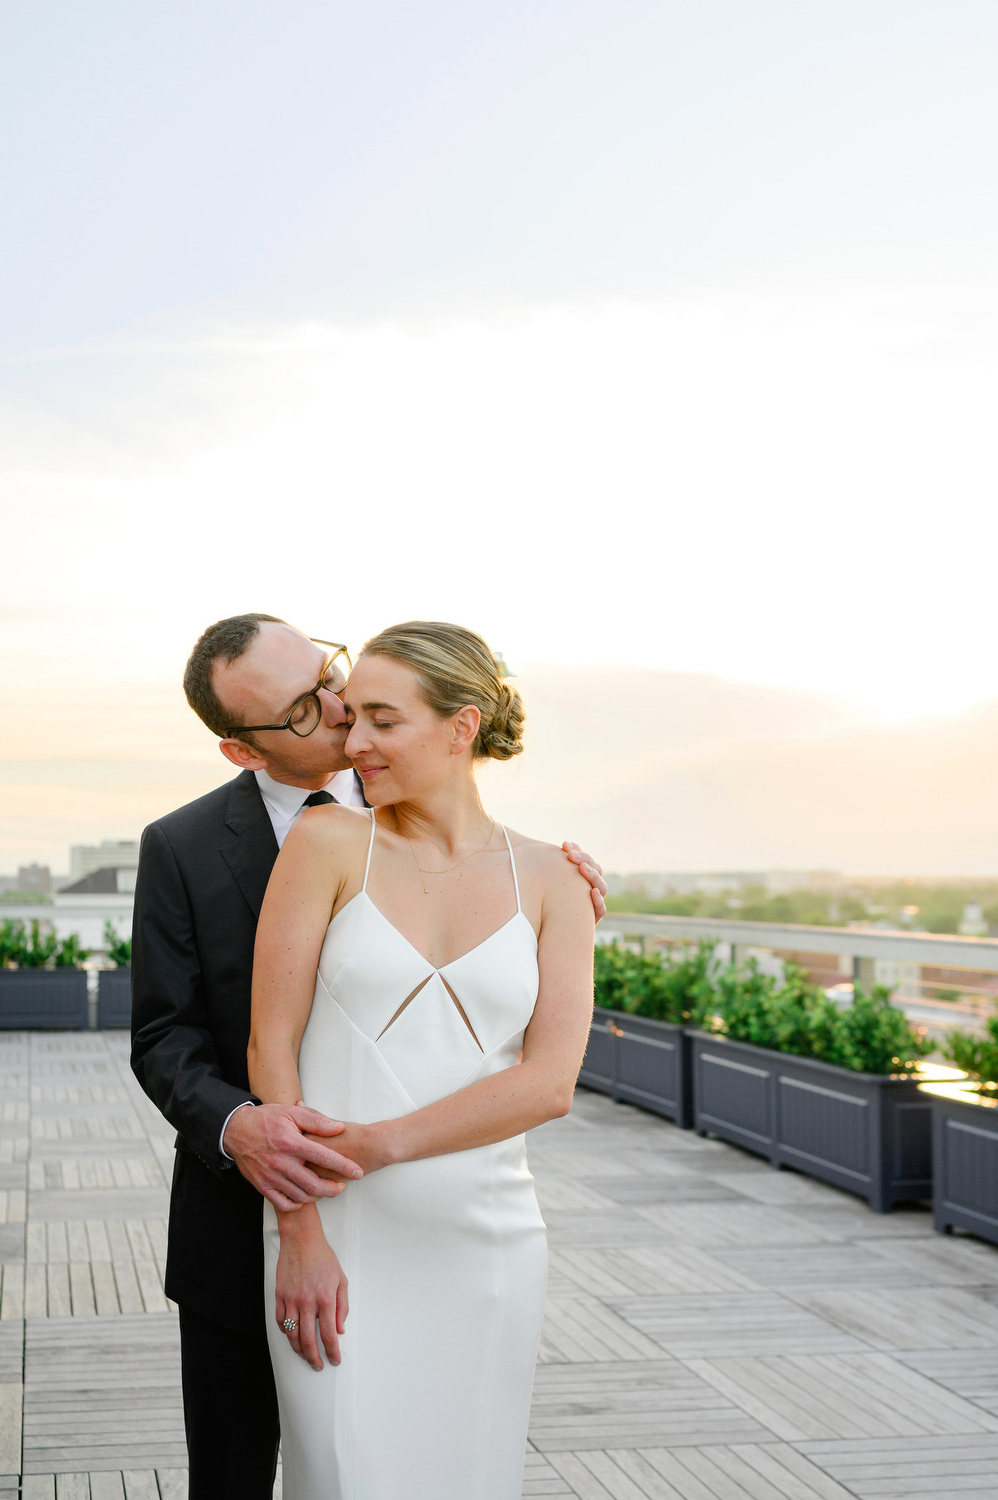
[0, 866, 73, 896]
[69, 841, 140, 882]
[960, 902, 988, 937]
[60, 868, 136, 895]
[17, 864, 52, 895]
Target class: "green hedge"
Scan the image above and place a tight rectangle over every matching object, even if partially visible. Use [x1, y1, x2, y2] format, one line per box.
[0, 919, 90, 970]
[103, 922, 131, 968]
[712, 959, 931, 1075]
[594, 941, 930, 1076]
[944, 1012, 998, 1088]
[593, 941, 715, 1025]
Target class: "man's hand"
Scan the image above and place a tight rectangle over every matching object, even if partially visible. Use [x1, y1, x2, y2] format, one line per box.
[562, 842, 608, 922]
[223, 1103, 363, 1213]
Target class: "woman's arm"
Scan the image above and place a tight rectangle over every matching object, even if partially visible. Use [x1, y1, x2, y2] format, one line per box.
[336, 851, 595, 1175]
[249, 806, 367, 1372]
[248, 806, 365, 1106]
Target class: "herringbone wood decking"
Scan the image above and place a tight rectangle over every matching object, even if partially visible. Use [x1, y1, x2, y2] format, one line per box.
[1, 1031, 997, 1497]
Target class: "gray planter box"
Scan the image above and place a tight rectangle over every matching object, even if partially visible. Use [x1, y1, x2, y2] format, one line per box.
[578, 1007, 693, 1128]
[0, 970, 89, 1029]
[578, 1007, 617, 1094]
[97, 968, 132, 1029]
[929, 1088, 998, 1245]
[690, 1030, 932, 1212]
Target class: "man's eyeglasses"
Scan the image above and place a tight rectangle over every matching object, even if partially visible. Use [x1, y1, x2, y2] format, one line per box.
[225, 640, 352, 740]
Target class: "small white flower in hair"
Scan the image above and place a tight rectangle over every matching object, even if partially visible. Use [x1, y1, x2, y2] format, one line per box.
[494, 654, 514, 678]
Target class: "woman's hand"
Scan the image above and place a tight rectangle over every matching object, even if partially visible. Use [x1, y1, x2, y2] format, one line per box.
[276, 1206, 349, 1370]
[304, 1119, 397, 1181]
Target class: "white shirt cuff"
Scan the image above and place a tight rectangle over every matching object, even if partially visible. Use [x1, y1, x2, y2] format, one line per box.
[219, 1100, 255, 1161]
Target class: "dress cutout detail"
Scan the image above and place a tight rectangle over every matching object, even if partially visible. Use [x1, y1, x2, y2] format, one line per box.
[264, 813, 545, 1500]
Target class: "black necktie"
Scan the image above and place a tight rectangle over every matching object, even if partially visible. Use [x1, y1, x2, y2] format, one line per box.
[302, 791, 335, 808]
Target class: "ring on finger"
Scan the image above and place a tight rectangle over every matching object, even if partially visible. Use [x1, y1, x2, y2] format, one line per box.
[283, 1316, 299, 1333]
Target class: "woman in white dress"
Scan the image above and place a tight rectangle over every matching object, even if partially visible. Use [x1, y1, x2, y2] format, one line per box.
[248, 621, 595, 1500]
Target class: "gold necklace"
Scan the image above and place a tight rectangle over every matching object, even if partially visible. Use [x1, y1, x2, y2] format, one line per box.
[405, 818, 497, 896]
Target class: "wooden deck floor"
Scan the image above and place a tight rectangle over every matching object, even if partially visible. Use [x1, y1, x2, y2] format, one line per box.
[2, 1032, 998, 1497]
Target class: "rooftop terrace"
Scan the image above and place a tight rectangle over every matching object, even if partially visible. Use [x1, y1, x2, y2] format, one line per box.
[2, 1031, 998, 1498]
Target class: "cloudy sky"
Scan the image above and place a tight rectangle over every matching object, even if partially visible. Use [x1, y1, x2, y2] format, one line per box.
[2, 2, 997, 872]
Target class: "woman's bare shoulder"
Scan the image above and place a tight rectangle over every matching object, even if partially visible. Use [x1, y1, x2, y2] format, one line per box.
[300, 802, 371, 831]
[504, 827, 564, 857]
[503, 828, 582, 888]
[282, 803, 372, 855]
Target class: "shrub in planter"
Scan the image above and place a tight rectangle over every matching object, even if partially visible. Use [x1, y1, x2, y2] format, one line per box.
[103, 921, 131, 968]
[693, 962, 934, 1211]
[709, 961, 931, 1075]
[944, 1013, 998, 1089]
[97, 969, 131, 1029]
[98, 924, 132, 1029]
[579, 942, 715, 1125]
[54, 933, 90, 968]
[0, 920, 91, 1029]
[0, 919, 90, 971]
[1, 918, 57, 968]
[0, 921, 18, 966]
[923, 1013, 998, 1244]
[0, 921, 23, 968]
[594, 941, 714, 1025]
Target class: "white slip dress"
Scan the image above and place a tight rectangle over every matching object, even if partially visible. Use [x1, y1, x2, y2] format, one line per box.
[263, 814, 547, 1500]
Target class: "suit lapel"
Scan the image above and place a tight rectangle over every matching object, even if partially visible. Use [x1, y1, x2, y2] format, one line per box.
[220, 771, 280, 920]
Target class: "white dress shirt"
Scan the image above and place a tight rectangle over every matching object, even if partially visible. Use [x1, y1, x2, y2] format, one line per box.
[254, 766, 365, 847]
[220, 765, 366, 1158]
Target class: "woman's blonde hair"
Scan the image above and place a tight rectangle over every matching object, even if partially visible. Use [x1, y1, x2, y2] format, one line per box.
[359, 621, 525, 761]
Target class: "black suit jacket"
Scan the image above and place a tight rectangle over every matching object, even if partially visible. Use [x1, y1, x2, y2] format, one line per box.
[131, 769, 292, 1331]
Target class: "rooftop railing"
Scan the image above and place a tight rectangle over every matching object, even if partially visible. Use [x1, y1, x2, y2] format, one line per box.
[600, 912, 998, 1036]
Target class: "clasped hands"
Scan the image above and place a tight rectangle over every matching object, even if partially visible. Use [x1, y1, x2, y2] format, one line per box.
[223, 1101, 389, 1213]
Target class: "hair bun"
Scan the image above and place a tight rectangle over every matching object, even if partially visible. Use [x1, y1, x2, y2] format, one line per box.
[481, 680, 525, 761]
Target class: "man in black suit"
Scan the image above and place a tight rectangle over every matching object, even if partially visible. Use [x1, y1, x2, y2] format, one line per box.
[131, 612, 607, 1500]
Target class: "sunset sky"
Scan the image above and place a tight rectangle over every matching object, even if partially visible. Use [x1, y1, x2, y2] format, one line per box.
[3, 3, 997, 873]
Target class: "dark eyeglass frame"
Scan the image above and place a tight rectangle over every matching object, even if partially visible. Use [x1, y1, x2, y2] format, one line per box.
[224, 639, 353, 740]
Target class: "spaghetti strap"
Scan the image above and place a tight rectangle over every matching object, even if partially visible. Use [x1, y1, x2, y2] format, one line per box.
[361, 810, 377, 892]
[499, 825, 521, 913]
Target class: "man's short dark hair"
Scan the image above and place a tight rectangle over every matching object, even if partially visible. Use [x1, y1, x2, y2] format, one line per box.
[184, 613, 287, 738]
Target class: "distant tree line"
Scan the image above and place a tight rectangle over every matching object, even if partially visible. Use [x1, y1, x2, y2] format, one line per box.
[606, 880, 998, 936]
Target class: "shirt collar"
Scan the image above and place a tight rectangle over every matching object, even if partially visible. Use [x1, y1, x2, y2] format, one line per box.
[254, 766, 361, 818]
[326, 768, 365, 806]
[254, 768, 325, 821]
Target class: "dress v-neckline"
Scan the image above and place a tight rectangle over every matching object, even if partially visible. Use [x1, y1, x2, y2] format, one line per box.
[339, 810, 535, 974]
[326, 890, 534, 974]
[358, 891, 531, 973]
